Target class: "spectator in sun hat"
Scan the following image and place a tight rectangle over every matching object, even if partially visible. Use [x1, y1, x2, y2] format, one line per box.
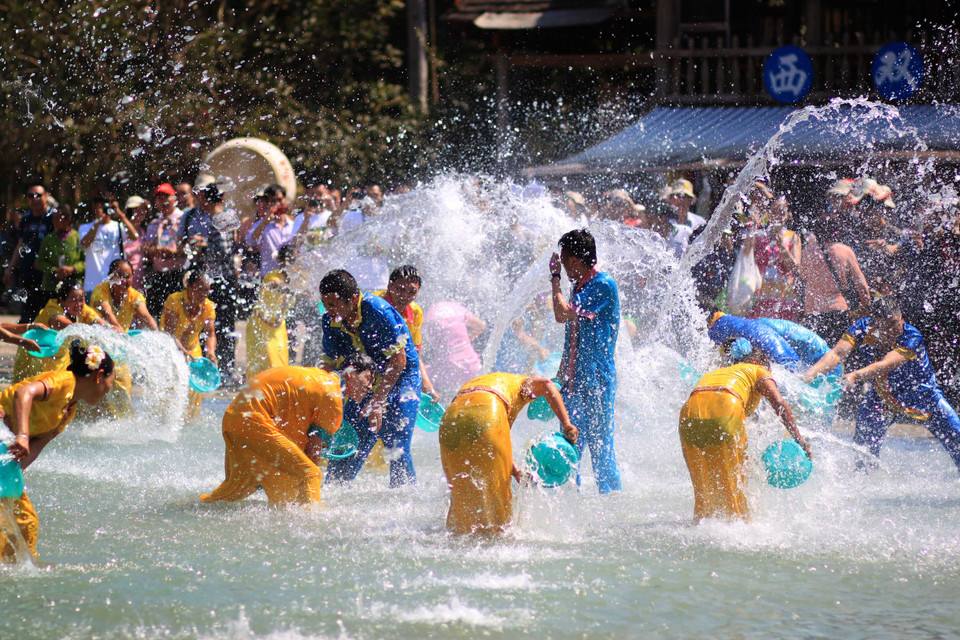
[660, 178, 706, 256]
[122, 195, 151, 289]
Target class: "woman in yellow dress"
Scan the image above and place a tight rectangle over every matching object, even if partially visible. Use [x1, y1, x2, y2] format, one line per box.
[245, 245, 295, 379]
[160, 271, 217, 417]
[1, 340, 116, 560]
[440, 372, 578, 536]
[90, 259, 158, 332]
[200, 363, 371, 507]
[679, 348, 810, 522]
[87, 259, 160, 417]
[12, 278, 109, 383]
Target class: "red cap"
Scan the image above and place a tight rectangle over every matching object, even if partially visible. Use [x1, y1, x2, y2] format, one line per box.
[154, 183, 176, 197]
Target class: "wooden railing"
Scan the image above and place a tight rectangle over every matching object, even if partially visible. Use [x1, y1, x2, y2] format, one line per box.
[655, 31, 958, 104]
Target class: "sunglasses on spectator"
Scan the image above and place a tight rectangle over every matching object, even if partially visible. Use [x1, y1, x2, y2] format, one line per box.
[26, 193, 43, 199]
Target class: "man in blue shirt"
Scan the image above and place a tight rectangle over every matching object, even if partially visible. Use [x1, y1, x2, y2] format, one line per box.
[804, 298, 960, 471]
[319, 269, 421, 486]
[550, 229, 622, 493]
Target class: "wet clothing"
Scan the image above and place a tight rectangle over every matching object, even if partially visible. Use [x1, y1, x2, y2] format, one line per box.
[12, 300, 102, 383]
[200, 367, 342, 505]
[750, 229, 802, 320]
[679, 362, 773, 521]
[756, 317, 839, 375]
[321, 292, 421, 486]
[423, 301, 482, 395]
[0, 370, 79, 559]
[35, 230, 85, 293]
[559, 270, 621, 493]
[90, 282, 147, 331]
[161, 291, 215, 359]
[439, 373, 533, 535]
[245, 270, 292, 379]
[708, 312, 802, 372]
[841, 318, 960, 470]
[373, 290, 423, 349]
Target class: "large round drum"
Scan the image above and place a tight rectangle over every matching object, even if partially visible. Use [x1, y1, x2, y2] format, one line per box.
[203, 138, 297, 219]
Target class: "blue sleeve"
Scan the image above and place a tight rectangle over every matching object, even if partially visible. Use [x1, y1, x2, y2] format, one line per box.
[321, 315, 352, 369]
[753, 325, 802, 371]
[362, 298, 411, 359]
[841, 317, 870, 347]
[896, 324, 923, 358]
[574, 277, 617, 322]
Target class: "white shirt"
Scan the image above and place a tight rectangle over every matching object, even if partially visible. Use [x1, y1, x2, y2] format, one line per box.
[338, 208, 365, 234]
[78, 220, 127, 292]
[293, 209, 332, 233]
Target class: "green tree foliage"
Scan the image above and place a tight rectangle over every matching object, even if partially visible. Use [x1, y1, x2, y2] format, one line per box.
[0, 0, 427, 204]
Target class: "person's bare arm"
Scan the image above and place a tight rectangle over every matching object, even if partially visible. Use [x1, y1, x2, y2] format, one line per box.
[135, 301, 159, 331]
[7, 380, 48, 461]
[366, 350, 406, 433]
[116, 209, 140, 241]
[0, 324, 40, 352]
[844, 348, 909, 387]
[80, 221, 101, 248]
[161, 308, 190, 356]
[419, 357, 439, 402]
[549, 253, 578, 323]
[96, 297, 124, 332]
[465, 313, 487, 341]
[525, 376, 578, 444]
[757, 378, 811, 459]
[842, 250, 871, 310]
[803, 339, 853, 383]
[304, 433, 325, 465]
[203, 317, 218, 364]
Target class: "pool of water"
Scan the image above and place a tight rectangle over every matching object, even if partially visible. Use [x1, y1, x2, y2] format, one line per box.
[2, 393, 959, 639]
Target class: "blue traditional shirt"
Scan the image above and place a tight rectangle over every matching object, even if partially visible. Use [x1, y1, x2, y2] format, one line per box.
[708, 312, 802, 371]
[560, 271, 619, 390]
[321, 292, 420, 392]
[842, 318, 941, 419]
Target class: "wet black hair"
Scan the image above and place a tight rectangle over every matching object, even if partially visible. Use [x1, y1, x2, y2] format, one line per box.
[184, 269, 210, 288]
[389, 265, 421, 286]
[23, 179, 46, 193]
[201, 183, 223, 204]
[276, 243, 296, 267]
[66, 339, 115, 378]
[558, 228, 597, 267]
[870, 296, 902, 320]
[319, 269, 358, 300]
[55, 277, 84, 302]
[264, 183, 287, 199]
[108, 258, 131, 275]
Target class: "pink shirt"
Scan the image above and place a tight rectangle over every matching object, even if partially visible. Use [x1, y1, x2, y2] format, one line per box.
[799, 236, 870, 314]
[144, 209, 184, 272]
[424, 301, 482, 394]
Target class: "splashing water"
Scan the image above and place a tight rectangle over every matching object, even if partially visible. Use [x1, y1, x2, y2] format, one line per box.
[2, 101, 960, 638]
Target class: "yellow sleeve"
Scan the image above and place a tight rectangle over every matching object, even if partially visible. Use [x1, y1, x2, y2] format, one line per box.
[89, 283, 107, 310]
[840, 333, 857, 347]
[894, 346, 917, 360]
[131, 288, 147, 308]
[81, 304, 102, 324]
[204, 299, 216, 323]
[409, 302, 424, 348]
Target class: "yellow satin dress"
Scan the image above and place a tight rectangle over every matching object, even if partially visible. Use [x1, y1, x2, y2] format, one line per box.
[678, 362, 772, 522]
[90, 282, 149, 417]
[200, 367, 343, 506]
[0, 370, 78, 560]
[11, 300, 102, 383]
[439, 372, 533, 535]
[245, 270, 291, 380]
[161, 291, 216, 419]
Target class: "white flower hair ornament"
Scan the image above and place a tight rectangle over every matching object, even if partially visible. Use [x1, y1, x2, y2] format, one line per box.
[85, 345, 106, 370]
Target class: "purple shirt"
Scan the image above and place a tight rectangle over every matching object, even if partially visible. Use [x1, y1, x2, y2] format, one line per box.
[246, 216, 297, 275]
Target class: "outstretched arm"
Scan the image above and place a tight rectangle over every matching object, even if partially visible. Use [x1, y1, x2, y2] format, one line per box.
[803, 339, 853, 383]
[844, 348, 908, 387]
[549, 253, 577, 323]
[757, 378, 811, 459]
[525, 376, 578, 444]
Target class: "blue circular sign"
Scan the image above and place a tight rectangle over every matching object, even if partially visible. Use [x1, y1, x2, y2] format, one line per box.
[763, 45, 813, 104]
[872, 42, 924, 101]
